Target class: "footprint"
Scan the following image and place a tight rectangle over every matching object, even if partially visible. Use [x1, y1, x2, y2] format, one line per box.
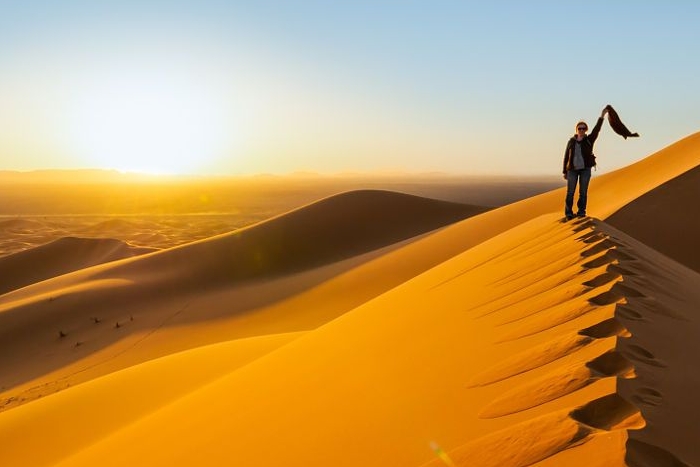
[620, 344, 666, 368]
[434, 410, 592, 467]
[479, 364, 593, 418]
[582, 249, 620, 268]
[580, 240, 616, 258]
[572, 219, 596, 232]
[589, 282, 645, 306]
[478, 350, 635, 419]
[616, 305, 646, 322]
[631, 388, 663, 407]
[589, 290, 625, 306]
[579, 318, 630, 338]
[577, 231, 607, 244]
[581, 247, 636, 268]
[570, 393, 644, 431]
[466, 334, 592, 387]
[610, 248, 637, 261]
[611, 283, 646, 298]
[582, 271, 621, 288]
[586, 351, 634, 378]
[625, 439, 690, 467]
[607, 263, 639, 276]
[625, 296, 690, 321]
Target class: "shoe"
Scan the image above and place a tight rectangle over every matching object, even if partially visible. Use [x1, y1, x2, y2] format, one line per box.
[564, 215, 574, 222]
[576, 213, 586, 218]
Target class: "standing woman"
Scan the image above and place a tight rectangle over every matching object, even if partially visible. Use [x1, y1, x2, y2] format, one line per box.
[563, 107, 608, 220]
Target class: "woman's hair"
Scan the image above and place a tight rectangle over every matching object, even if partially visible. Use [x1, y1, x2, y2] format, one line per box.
[575, 120, 588, 131]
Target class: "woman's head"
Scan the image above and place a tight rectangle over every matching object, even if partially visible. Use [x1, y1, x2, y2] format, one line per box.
[575, 121, 588, 135]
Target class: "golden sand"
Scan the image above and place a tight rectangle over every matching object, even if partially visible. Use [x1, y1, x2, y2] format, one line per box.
[1, 132, 700, 466]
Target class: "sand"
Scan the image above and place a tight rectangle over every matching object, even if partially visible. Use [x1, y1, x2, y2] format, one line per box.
[606, 164, 700, 273]
[0, 191, 483, 407]
[0, 131, 699, 466]
[0, 237, 155, 295]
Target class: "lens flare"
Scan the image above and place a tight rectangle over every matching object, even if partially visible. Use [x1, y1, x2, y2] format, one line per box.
[430, 441, 457, 467]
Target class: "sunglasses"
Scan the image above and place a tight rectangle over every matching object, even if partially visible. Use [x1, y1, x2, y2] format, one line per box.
[577, 127, 587, 131]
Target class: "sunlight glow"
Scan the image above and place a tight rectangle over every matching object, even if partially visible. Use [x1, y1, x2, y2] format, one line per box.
[66, 71, 233, 174]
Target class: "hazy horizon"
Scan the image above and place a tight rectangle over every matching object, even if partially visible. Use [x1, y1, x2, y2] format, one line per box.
[0, 169, 561, 258]
[0, 166, 564, 180]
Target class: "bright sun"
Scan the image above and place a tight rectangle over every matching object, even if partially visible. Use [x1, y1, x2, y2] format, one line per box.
[67, 72, 232, 175]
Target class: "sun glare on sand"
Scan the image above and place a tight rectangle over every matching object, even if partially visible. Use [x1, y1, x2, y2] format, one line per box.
[66, 71, 233, 175]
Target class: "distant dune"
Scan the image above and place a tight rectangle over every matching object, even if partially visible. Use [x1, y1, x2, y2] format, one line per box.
[0, 170, 559, 216]
[0, 215, 245, 257]
[1, 132, 700, 466]
[0, 237, 154, 296]
[66, 189, 487, 287]
[0, 218, 48, 231]
[149, 189, 487, 281]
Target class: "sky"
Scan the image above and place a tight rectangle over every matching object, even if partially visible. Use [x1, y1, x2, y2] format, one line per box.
[1, 1, 699, 176]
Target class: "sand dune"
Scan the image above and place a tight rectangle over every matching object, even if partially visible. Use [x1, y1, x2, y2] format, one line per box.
[0, 237, 154, 296]
[89, 189, 485, 285]
[0, 332, 304, 467]
[601, 221, 700, 467]
[0, 190, 482, 408]
[607, 164, 700, 273]
[3, 190, 485, 292]
[0, 132, 699, 466]
[0, 218, 48, 231]
[7, 214, 697, 467]
[0, 215, 245, 257]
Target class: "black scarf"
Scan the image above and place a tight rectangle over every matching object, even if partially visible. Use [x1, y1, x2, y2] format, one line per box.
[605, 105, 639, 139]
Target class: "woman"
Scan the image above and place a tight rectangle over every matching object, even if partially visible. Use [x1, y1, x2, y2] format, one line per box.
[562, 107, 608, 220]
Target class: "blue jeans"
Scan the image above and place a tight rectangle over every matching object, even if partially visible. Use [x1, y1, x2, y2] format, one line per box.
[565, 168, 592, 218]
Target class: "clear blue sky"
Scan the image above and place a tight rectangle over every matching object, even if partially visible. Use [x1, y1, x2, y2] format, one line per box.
[1, 1, 699, 175]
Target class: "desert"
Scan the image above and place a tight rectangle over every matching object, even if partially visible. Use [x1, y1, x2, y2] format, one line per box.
[3, 2, 700, 465]
[1, 132, 699, 466]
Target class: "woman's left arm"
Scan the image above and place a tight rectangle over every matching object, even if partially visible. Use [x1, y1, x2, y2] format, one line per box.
[589, 112, 606, 143]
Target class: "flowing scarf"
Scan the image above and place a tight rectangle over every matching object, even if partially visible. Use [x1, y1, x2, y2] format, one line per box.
[605, 104, 639, 139]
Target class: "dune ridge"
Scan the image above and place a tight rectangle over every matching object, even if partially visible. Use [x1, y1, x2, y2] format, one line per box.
[427, 216, 700, 467]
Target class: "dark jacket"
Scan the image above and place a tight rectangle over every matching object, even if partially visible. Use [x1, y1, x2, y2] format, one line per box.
[563, 117, 604, 174]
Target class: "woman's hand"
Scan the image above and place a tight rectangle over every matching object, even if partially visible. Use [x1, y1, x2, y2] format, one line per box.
[601, 107, 609, 119]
